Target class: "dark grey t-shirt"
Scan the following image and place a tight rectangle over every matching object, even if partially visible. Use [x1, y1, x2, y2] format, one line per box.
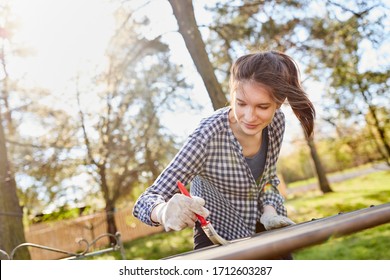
[245, 128, 268, 182]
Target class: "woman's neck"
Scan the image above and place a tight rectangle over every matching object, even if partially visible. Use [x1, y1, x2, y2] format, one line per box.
[228, 112, 262, 157]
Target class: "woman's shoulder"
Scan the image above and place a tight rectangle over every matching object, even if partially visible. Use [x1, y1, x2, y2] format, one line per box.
[270, 109, 285, 130]
[267, 109, 285, 143]
[199, 107, 229, 125]
[191, 107, 230, 141]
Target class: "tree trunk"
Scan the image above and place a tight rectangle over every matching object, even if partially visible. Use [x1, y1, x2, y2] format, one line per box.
[357, 67, 390, 165]
[0, 114, 30, 259]
[168, 0, 228, 110]
[98, 166, 118, 244]
[305, 133, 333, 193]
[105, 204, 117, 245]
[366, 105, 390, 165]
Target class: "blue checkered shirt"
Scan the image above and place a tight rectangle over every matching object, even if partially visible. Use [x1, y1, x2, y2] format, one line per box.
[133, 107, 287, 240]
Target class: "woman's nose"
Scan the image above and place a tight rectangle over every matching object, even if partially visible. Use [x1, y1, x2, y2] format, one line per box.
[245, 107, 257, 121]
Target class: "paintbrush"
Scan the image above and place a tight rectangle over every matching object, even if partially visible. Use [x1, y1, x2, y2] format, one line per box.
[177, 181, 229, 245]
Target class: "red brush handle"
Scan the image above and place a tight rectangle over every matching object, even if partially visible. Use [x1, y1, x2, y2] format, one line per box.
[177, 181, 208, 226]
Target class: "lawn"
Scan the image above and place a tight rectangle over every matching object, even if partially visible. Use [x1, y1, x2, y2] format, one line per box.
[93, 169, 390, 260]
[285, 169, 390, 260]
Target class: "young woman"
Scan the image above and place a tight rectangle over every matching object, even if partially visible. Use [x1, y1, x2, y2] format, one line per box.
[133, 50, 315, 251]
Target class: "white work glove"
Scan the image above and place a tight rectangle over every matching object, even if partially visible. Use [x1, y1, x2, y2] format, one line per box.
[260, 205, 295, 230]
[152, 194, 210, 232]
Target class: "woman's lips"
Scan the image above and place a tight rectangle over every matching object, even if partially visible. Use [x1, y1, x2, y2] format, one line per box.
[243, 122, 258, 129]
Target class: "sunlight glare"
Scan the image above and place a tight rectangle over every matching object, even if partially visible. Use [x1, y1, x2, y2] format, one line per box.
[10, 0, 116, 92]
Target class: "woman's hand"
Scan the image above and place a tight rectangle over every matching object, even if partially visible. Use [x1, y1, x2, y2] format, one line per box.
[260, 205, 295, 230]
[151, 194, 209, 231]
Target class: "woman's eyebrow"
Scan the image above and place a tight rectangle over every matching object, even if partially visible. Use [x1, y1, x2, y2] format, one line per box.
[236, 97, 271, 105]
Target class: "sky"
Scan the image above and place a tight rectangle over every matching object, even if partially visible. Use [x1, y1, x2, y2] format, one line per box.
[8, 0, 219, 139]
[9, 0, 115, 86]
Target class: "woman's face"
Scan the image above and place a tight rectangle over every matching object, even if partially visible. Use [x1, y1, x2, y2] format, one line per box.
[231, 82, 279, 138]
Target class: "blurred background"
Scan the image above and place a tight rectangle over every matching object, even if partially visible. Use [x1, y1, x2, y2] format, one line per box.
[0, 0, 389, 260]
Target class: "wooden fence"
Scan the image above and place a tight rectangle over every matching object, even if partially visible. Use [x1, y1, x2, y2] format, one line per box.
[24, 205, 162, 259]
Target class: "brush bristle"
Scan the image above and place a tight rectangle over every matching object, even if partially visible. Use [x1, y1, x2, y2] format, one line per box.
[202, 223, 229, 245]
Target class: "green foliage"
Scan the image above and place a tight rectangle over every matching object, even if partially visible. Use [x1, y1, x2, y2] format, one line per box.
[306, 1, 389, 162]
[279, 123, 386, 184]
[278, 141, 315, 183]
[30, 205, 92, 224]
[206, 0, 311, 89]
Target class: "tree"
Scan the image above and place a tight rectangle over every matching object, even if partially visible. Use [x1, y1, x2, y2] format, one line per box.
[0, 112, 30, 259]
[365, 106, 390, 164]
[0, 1, 30, 259]
[77, 10, 189, 239]
[168, 0, 228, 110]
[304, 133, 332, 193]
[307, 0, 389, 164]
[13, 106, 85, 217]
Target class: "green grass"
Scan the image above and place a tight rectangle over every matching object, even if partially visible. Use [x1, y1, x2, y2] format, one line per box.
[121, 228, 194, 260]
[292, 223, 390, 260]
[286, 170, 390, 260]
[288, 177, 317, 189]
[285, 170, 390, 223]
[92, 169, 390, 260]
[89, 228, 194, 260]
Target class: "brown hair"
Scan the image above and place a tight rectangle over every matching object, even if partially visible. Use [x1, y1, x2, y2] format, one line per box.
[229, 50, 315, 137]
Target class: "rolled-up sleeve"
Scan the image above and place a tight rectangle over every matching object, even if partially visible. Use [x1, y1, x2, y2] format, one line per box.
[259, 185, 287, 217]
